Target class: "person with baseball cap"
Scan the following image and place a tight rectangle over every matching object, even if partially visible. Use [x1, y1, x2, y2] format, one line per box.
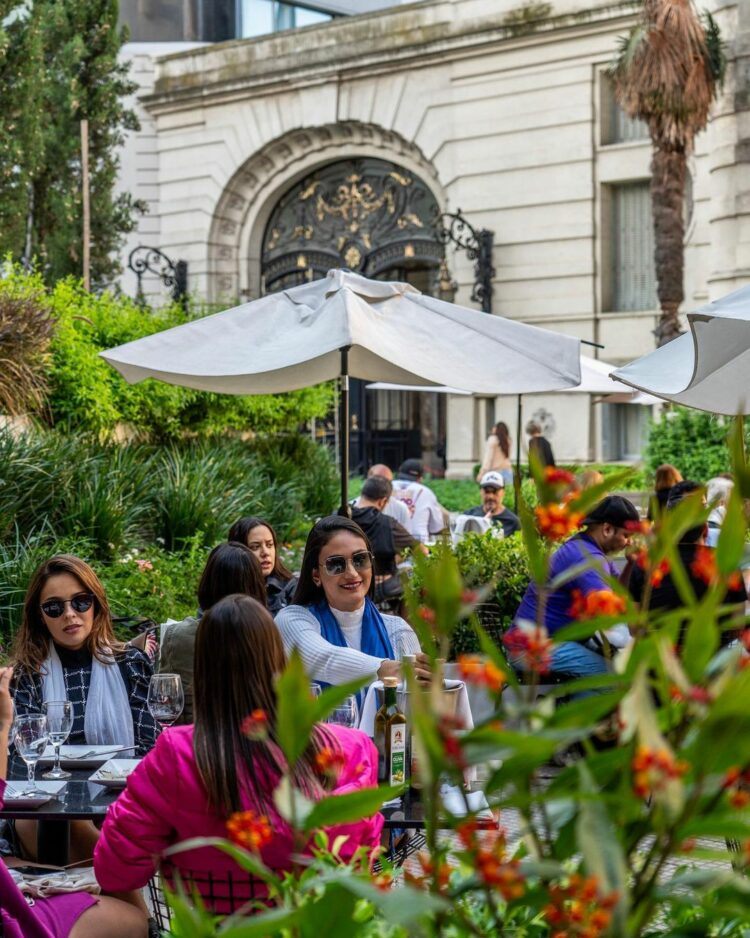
[391, 459, 447, 542]
[512, 495, 639, 683]
[463, 471, 521, 538]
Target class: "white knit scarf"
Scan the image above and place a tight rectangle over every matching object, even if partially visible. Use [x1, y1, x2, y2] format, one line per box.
[41, 643, 135, 750]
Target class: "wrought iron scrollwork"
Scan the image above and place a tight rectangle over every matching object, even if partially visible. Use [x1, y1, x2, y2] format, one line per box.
[128, 246, 188, 307]
[434, 210, 495, 314]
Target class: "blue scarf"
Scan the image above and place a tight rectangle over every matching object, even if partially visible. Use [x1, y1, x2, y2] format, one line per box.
[309, 598, 395, 709]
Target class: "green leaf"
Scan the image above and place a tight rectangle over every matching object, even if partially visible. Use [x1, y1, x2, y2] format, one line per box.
[575, 763, 629, 931]
[217, 906, 302, 936]
[716, 484, 747, 575]
[335, 876, 449, 924]
[273, 774, 315, 828]
[302, 784, 402, 833]
[681, 600, 720, 684]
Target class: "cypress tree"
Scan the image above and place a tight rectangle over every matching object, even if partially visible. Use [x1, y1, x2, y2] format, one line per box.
[0, 0, 143, 286]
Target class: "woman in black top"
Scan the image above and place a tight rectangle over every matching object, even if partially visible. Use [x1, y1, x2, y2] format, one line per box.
[228, 516, 298, 615]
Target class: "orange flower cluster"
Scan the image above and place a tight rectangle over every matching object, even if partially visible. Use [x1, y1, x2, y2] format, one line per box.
[535, 503, 584, 541]
[417, 605, 436, 624]
[457, 654, 506, 693]
[690, 546, 743, 590]
[226, 810, 273, 852]
[314, 745, 347, 780]
[722, 766, 750, 809]
[568, 589, 626, 620]
[503, 626, 553, 674]
[458, 823, 524, 899]
[632, 550, 670, 586]
[631, 745, 689, 798]
[545, 467, 577, 486]
[240, 709, 269, 740]
[372, 872, 393, 891]
[543, 874, 618, 938]
[404, 852, 452, 892]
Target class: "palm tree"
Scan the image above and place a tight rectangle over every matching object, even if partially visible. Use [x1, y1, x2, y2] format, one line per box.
[611, 0, 726, 346]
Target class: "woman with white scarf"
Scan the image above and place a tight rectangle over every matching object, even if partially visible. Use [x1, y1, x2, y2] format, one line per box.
[10, 554, 158, 863]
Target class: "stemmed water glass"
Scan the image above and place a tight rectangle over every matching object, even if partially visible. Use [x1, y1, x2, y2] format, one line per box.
[42, 700, 73, 780]
[325, 695, 358, 728]
[14, 714, 50, 796]
[147, 674, 184, 728]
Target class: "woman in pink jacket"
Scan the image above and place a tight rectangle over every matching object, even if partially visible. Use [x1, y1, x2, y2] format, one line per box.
[94, 595, 383, 911]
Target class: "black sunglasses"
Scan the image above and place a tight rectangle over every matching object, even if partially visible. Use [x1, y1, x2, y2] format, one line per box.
[40, 593, 95, 619]
[320, 550, 373, 577]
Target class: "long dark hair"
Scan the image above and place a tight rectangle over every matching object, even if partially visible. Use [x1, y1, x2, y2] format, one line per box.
[197, 543, 267, 611]
[193, 595, 334, 815]
[492, 422, 511, 459]
[13, 554, 125, 674]
[227, 517, 293, 582]
[292, 516, 374, 607]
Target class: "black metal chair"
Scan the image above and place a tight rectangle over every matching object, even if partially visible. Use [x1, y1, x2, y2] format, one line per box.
[147, 863, 268, 928]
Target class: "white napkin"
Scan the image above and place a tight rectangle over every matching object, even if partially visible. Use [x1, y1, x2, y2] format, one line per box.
[439, 783, 493, 820]
[10, 867, 101, 897]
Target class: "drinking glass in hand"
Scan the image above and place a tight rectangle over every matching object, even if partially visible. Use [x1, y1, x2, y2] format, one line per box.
[14, 715, 50, 796]
[147, 674, 184, 727]
[325, 695, 358, 728]
[42, 700, 73, 780]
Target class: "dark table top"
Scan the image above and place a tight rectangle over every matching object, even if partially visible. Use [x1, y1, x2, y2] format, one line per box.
[2, 762, 120, 822]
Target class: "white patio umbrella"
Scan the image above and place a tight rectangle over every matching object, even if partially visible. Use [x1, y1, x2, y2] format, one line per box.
[611, 283, 750, 414]
[101, 269, 581, 509]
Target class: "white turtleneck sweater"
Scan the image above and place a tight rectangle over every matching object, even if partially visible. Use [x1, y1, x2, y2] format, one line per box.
[275, 602, 421, 685]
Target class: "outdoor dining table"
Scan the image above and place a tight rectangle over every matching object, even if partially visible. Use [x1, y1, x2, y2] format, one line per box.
[2, 762, 120, 866]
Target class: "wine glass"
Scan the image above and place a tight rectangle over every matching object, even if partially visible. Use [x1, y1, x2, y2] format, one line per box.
[325, 695, 358, 728]
[147, 674, 184, 728]
[42, 700, 73, 780]
[309, 683, 322, 698]
[14, 714, 50, 796]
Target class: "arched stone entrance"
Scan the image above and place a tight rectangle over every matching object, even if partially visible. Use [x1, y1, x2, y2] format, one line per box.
[207, 121, 445, 301]
[207, 123, 448, 473]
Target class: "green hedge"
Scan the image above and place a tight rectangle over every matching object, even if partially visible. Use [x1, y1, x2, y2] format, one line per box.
[645, 407, 744, 481]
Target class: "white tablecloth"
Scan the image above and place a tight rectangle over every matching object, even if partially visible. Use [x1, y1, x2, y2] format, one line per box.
[358, 680, 474, 737]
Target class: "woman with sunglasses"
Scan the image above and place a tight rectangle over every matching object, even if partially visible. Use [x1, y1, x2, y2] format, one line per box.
[10, 555, 159, 862]
[227, 517, 298, 615]
[275, 516, 430, 692]
[0, 667, 149, 938]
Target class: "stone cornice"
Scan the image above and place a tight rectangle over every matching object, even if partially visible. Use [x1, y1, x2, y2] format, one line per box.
[144, 0, 639, 114]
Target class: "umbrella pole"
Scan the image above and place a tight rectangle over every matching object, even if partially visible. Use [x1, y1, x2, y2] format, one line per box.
[338, 346, 351, 517]
[514, 394, 522, 511]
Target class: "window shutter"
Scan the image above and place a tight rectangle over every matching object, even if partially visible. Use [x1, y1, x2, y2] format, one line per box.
[613, 183, 657, 311]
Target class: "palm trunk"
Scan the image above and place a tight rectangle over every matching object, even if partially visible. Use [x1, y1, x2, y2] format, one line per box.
[650, 147, 686, 346]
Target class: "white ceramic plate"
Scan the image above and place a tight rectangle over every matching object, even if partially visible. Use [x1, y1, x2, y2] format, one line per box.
[88, 759, 141, 789]
[39, 745, 135, 769]
[3, 781, 66, 808]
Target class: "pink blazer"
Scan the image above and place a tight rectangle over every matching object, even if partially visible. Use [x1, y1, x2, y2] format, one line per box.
[94, 723, 383, 904]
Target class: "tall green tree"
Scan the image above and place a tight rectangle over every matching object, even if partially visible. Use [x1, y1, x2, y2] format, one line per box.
[611, 0, 726, 346]
[0, 0, 143, 286]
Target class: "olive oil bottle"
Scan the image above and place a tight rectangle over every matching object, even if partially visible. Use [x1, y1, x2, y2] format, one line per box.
[375, 677, 407, 785]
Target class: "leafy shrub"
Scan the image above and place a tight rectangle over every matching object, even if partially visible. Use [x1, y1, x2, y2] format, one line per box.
[410, 531, 529, 656]
[646, 407, 744, 481]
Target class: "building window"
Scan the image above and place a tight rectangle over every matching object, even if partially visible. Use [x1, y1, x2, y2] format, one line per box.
[609, 182, 657, 312]
[600, 76, 649, 146]
[601, 403, 649, 462]
[239, 0, 333, 37]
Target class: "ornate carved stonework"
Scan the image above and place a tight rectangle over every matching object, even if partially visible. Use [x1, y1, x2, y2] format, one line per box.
[261, 157, 441, 290]
[207, 121, 444, 300]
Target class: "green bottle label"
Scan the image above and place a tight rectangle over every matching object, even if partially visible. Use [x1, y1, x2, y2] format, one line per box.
[389, 723, 406, 785]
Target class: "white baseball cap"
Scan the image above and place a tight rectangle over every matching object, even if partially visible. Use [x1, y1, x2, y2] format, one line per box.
[479, 471, 505, 490]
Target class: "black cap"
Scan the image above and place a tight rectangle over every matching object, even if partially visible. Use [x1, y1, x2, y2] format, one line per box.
[398, 458, 424, 479]
[583, 495, 640, 527]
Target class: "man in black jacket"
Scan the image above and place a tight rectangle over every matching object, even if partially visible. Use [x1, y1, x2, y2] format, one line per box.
[463, 472, 521, 538]
[352, 476, 425, 581]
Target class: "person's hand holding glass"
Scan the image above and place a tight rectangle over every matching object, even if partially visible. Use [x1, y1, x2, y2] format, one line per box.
[42, 700, 73, 779]
[14, 714, 50, 796]
[147, 674, 184, 728]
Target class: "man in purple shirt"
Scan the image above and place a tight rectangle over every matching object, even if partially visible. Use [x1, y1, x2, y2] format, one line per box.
[513, 495, 639, 681]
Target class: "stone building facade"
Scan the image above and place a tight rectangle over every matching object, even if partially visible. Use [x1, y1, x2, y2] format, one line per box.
[117, 0, 750, 475]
